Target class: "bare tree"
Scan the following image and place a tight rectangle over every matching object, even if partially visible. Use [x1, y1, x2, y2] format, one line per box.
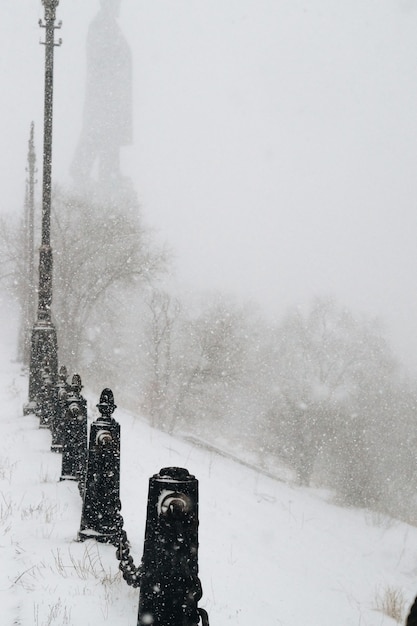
[52, 187, 167, 369]
[0, 186, 167, 374]
[266, 297, 399, 488]
[141, 288, 181, 427]
[162, 294, 251, 435]
[0, 214, 32, 361]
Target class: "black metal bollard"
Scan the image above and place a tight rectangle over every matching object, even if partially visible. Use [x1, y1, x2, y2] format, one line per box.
[59, 374, 87, 484]
[137, 467, 209, 626]
[38, 364, 54, 429]
[51, 365, 70, 453]
[78, 388, 123, 545]
[406, 595, 417, 625]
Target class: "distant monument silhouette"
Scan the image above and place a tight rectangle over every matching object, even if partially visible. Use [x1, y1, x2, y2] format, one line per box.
[71, 0, 132, 186]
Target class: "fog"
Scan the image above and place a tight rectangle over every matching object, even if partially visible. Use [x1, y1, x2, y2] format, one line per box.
[2, 0, 417, 370]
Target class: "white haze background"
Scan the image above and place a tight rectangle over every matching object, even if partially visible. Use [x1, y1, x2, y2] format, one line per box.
[2, 2, 417, 624]
[2, 0, 417, 370]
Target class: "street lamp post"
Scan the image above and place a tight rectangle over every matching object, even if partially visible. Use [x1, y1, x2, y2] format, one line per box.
[19, 122, 37, 367]
[26, 0, 62, 411]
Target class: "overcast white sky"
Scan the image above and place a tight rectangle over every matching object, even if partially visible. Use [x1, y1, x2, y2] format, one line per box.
[2, 0, 417, 370]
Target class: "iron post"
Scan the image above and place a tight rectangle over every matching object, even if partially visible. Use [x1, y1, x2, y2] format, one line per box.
[138, 467, 209, 626]
[38, 361, 54, 429]
[26, 0, 62, 412]
[78, 388, 123, 545]
[51, 364, 70, 452]
[19, 123, 37, 367]
[60, 374, 87, 484]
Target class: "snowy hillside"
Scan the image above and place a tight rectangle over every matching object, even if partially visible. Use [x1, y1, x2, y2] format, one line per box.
[1, 302, 417, 626]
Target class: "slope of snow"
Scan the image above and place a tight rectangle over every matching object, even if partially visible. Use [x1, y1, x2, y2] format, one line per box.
[1, 303, 417, 625]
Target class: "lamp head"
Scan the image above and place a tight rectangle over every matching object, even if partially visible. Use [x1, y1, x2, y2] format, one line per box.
[42, 0, 60, 20]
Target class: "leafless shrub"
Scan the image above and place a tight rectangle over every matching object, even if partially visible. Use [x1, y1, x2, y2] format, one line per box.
[34, 598, 72, 626]
[51, 544, 121, 585]
[0, 491, 14, 522]
[374, 585, 406, 623]
[20, 496, 60, 523]
[0, 457, 18, 484]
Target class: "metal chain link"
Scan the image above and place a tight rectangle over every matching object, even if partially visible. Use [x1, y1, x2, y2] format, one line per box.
[115, 525, 142, 588]
[111, 492, 209, 623]
[198, 608, 210, 626]
[175, 519, 210, 626]
[78, 479, 84, 499]
[114, 516, 209, 624]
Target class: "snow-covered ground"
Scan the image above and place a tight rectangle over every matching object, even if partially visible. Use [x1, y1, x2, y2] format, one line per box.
[1, 301, 417, 626]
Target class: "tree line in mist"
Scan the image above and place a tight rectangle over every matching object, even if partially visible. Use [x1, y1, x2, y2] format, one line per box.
[2, 187, 417, 523]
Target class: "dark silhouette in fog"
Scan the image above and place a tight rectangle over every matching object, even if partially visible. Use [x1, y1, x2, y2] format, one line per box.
[71, 0, 132, 185]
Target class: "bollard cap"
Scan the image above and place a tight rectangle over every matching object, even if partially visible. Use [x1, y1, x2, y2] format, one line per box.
[156, 467, 195, 482]
[71, 373, 83, 392]
[97, 388, 117, 417]
[58, 365, 68, 380]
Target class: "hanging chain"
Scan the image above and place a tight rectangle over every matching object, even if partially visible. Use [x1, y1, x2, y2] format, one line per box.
[115, 520, 142, 587]
[175, 518, 210, 626]
[114, 513, 210, 623]
[198, 609, 210, 626]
